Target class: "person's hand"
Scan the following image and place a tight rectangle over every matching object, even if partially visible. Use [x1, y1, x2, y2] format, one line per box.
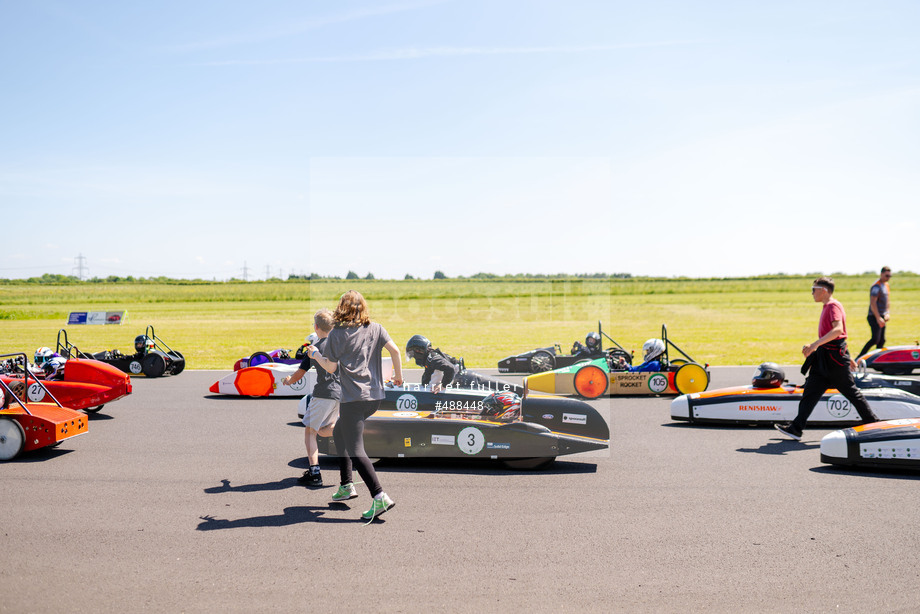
[282, 376, 291, 385]
[393, 376, 403, 387]
[802, 342, 818, 357]
[432, 383, 442, 394]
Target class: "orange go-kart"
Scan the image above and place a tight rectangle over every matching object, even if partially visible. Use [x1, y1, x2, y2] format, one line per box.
[0, 356, 88, 461]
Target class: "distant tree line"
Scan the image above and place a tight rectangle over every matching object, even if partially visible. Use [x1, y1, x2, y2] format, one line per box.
[2, 270, 905, 285]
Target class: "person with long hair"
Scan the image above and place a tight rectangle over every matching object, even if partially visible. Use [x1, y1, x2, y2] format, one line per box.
[308, 290, 403, 521]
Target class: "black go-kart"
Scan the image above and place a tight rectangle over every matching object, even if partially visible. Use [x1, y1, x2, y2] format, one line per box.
[497, 321, 633, 374]
[60, 326, 185, 378]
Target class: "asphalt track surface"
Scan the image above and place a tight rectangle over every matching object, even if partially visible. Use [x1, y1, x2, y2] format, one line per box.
[3, 366, 920, 613]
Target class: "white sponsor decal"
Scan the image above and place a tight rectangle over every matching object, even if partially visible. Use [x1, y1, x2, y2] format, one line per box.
[396, 394, 418, 411]
[289, 378, 307, 391]
[393, 411, 419, 417]
[457, 427, 485, 455]
[648, 374, 669, 393]
[826, 394, 851, 418]
[431, 435, 455, 445]
[562, 413, 587, 425]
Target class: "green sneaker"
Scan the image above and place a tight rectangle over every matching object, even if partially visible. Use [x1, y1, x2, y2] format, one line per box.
[331, 483, 358, 502]
[361, 492, 395, 521]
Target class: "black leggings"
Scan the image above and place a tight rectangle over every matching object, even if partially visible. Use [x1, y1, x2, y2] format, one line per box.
[791, 366, 877, 431]
[858, 315, 886, 359]
[333, 400, 382, 497]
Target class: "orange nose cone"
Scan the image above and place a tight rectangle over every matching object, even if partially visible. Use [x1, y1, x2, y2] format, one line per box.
[233, 368, 275, 396]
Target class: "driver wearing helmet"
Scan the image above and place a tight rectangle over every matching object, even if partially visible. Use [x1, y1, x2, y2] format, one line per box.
[480, 391, 522, 422]
[42, 356, 67, 381]
[295, 333, 320, 360]
[34, 347, 54, 366]
[32, 347, 60, 373]
[617, 338, 666, 372]
[571, 331, 602, 357]
[134, 335, 155, 356]
[406, 334, 460, 393]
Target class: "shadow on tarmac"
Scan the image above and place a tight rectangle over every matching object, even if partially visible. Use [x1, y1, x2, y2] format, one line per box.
[809, 465, 920, 481]
[204, 477, 305, 494]
[736, 439, 820, 455]
[197, 505, 365, 529]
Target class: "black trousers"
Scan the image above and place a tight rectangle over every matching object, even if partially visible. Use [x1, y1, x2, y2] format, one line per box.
[791, 364, 877, 431]
[333, 400, 382, 497]
[858, 315, 886, 359]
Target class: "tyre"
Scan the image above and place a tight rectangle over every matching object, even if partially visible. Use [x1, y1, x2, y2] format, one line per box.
[0, 417, 25, 461]
[573, 364, 609, 399]
[142, 353, 167, 378]
[85, 405, 105, 413]
[249, 351, 272, 368]
[529, 350, 555, 374]
[674, 363, 709, 394]
[169, 352, 186, 375]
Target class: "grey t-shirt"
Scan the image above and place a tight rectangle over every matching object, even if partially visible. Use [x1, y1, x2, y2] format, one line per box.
[868, 280, 890, 317]
[323, 322, 391, 403]
[296, 337, 341, 400]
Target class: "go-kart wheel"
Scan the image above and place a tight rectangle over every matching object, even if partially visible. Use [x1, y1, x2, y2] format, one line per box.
[85, 404, 105, 413]
[502, 456, 555, 470]
[530, 350, 555, 373]
[669, 358, 688, 367]
[249, 351, 272, 368]
[0, 417, 25, 461]
[674, 363, 709, 394]
[8, 380, 25, 401]
[573, 364, 609, 399]
[142, 353, 167, 378]
[170, 352, 185, 375]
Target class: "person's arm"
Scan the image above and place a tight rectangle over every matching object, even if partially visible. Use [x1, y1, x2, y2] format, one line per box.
[384, 339, 403, 386]
[282, 368, 307, 386]
[803, 320, 845, 357]
[308, 345, 338, 374]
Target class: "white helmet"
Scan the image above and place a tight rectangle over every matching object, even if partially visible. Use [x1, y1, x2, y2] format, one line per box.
[35, 347, 54, 366]
[307, 333, 319, 345]
[642, 338, 665, 363]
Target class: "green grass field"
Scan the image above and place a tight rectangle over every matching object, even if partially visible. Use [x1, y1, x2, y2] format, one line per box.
[1, 275, 917, 370]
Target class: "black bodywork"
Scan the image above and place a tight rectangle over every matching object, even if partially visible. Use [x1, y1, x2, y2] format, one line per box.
[315, 385, 609, 469]
[497, 321, 633, 374]
[58, 326, 185, 378]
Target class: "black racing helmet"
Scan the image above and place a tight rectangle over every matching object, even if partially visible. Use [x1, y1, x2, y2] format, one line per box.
[405, 334, 431, 367]
[585, 331, 601, 350]
[134, 335, 148, 353]
[752, 362, 785, 389]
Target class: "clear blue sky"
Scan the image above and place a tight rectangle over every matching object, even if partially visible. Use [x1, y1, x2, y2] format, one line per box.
[2, 1, 917, 280]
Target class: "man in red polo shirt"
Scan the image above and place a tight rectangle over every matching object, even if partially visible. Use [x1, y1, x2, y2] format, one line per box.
[775, 276, 878, 441]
